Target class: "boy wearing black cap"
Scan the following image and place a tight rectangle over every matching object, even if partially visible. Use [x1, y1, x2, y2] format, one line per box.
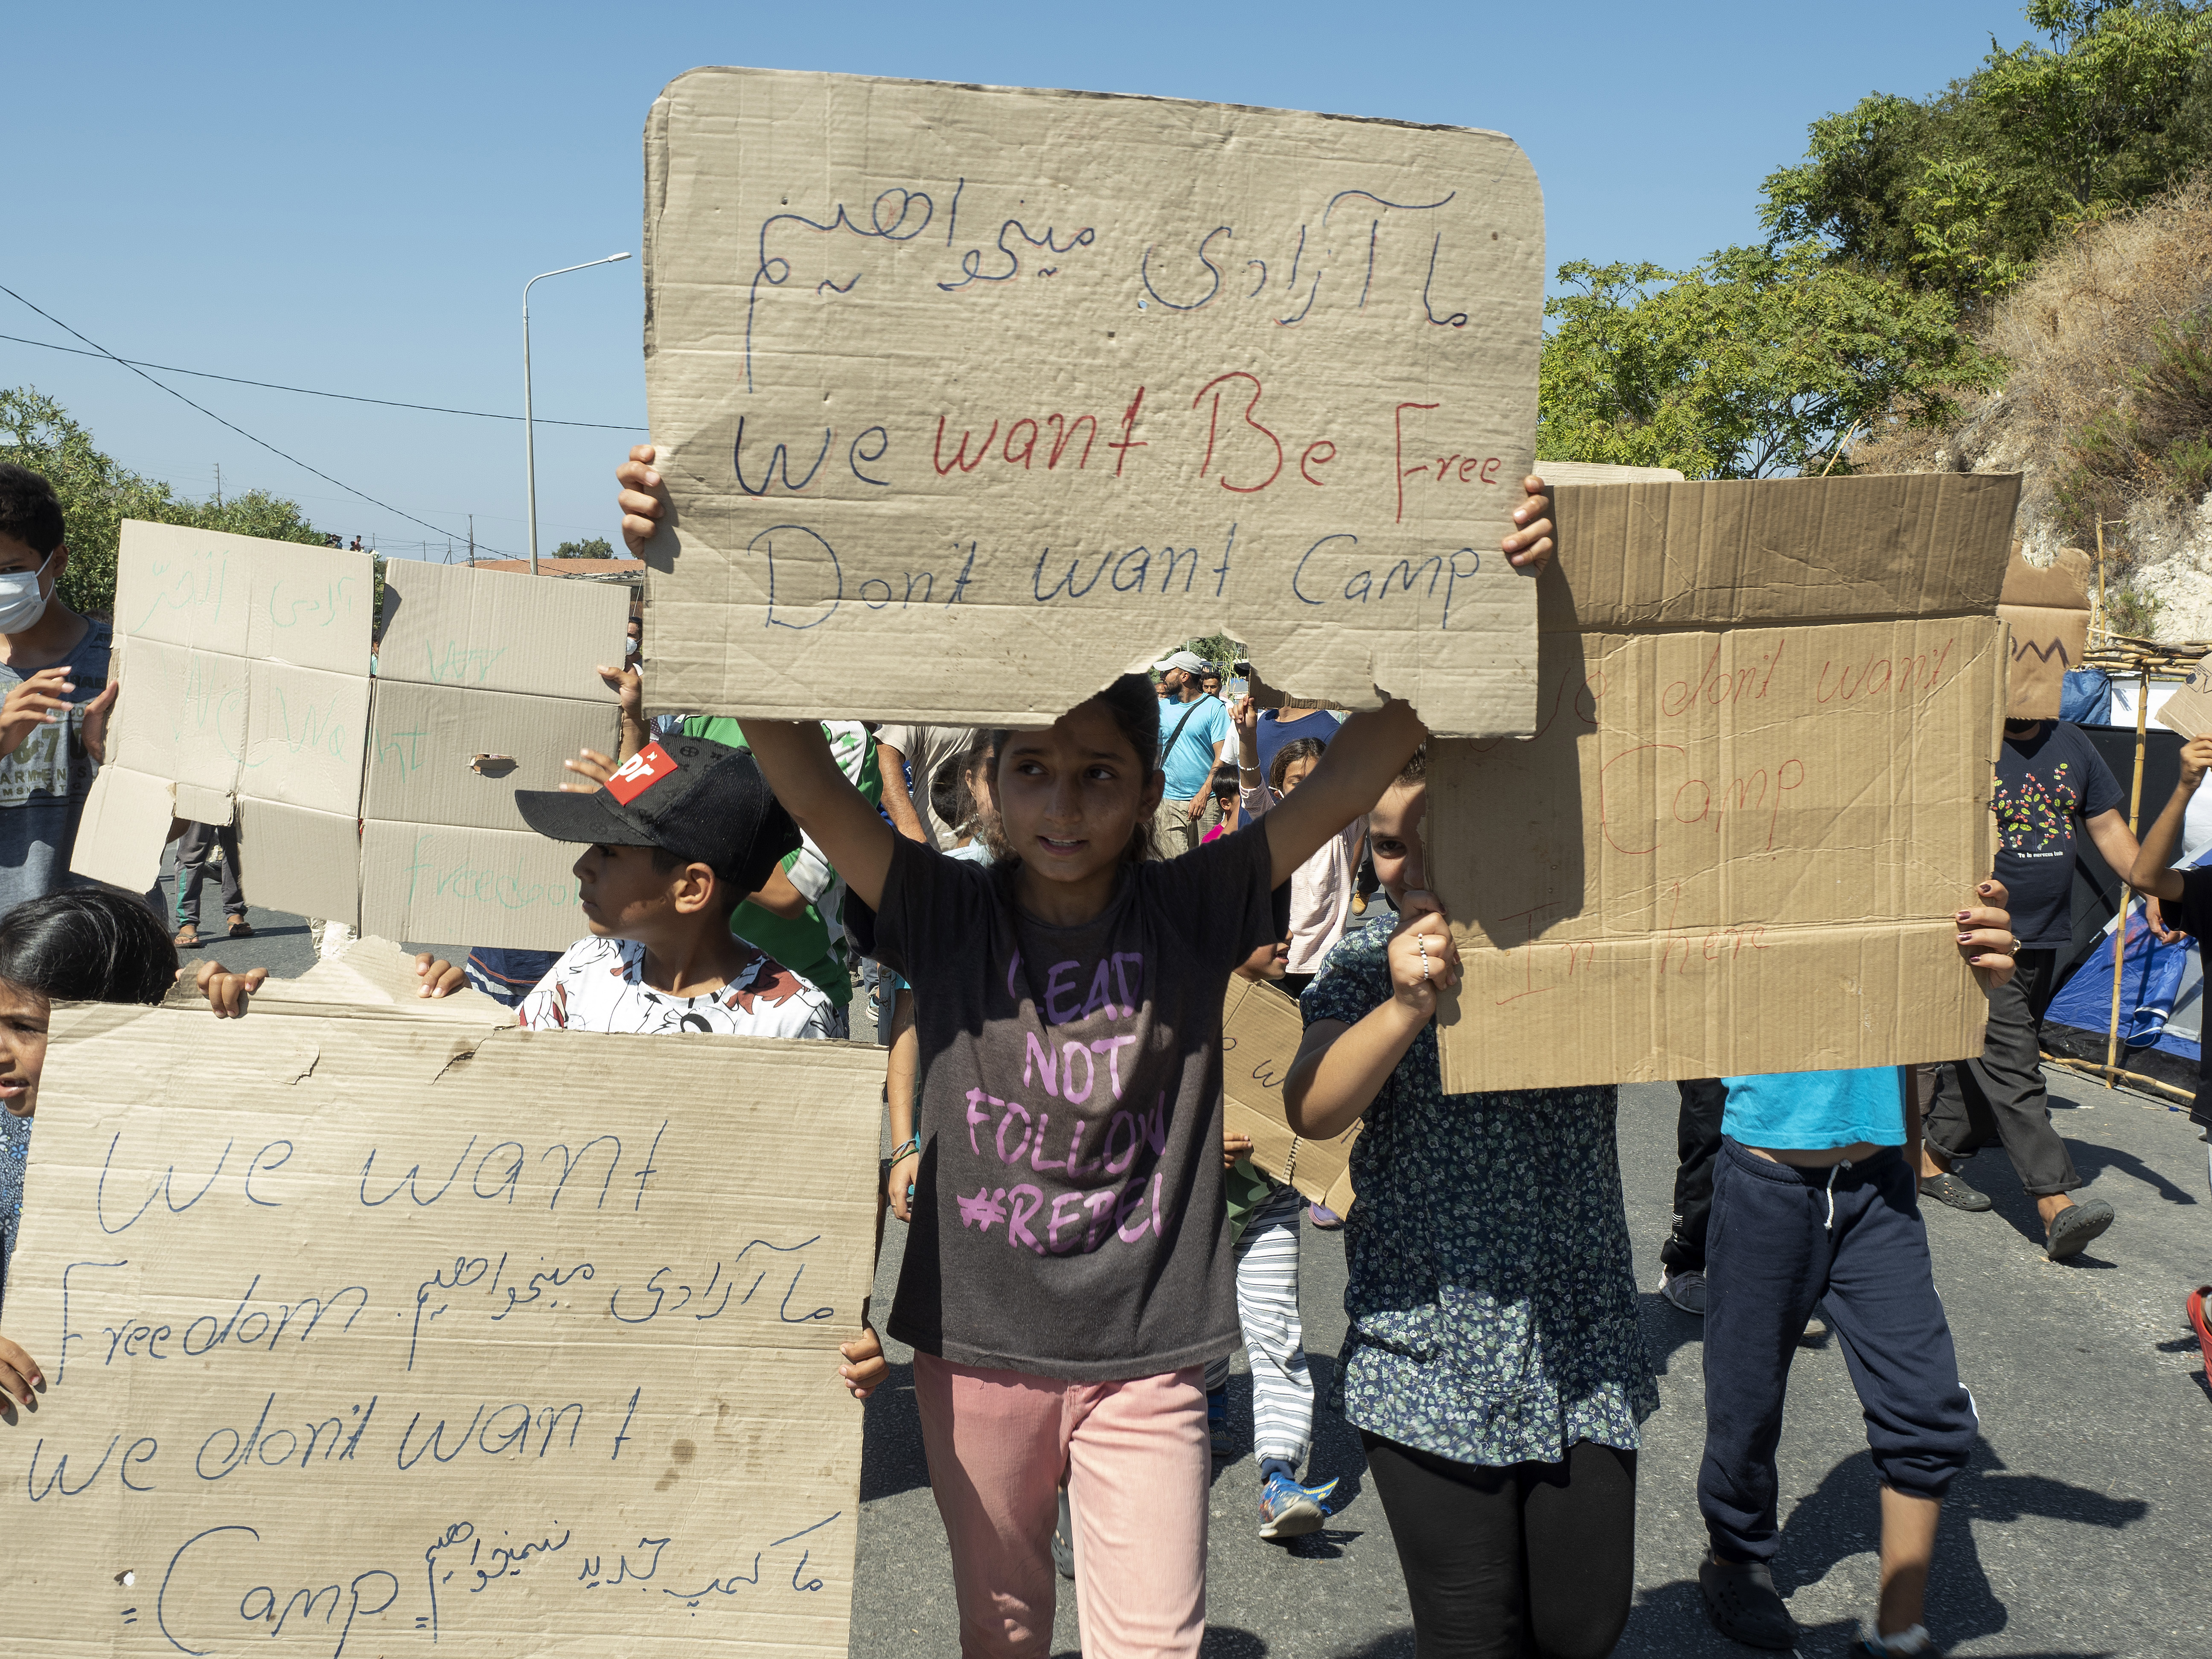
[507, 733, 834, 1038]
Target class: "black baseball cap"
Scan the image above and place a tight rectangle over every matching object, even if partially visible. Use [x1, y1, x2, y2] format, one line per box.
[514, 734, 799, 895]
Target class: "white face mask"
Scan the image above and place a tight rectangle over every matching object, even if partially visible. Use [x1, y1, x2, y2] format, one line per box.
[0, 553, 53, 634]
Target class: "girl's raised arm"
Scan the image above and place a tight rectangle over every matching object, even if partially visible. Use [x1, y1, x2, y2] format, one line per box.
[743, 720, 897, 912]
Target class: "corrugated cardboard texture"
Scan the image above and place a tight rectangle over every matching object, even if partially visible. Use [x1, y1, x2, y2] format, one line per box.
[1221, 976, 1356, 1213]
[1536, 461, 1686, 486]
[1997, 546, 2091, 720]
[2156, 663, 2212, 738]
[362, 562, 623, 947]
[641, 67, 1545, 737]
[71, 527, 625, 948]
[70, 521, 375, 918]
[1430, 473, 2018, 1091]
[3, 987, 880, 1658]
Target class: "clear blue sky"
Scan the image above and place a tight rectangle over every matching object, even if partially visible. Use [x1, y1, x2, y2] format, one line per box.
[2, 1, 2026, 562]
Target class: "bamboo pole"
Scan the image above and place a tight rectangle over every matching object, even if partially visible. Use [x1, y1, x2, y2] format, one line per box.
[2042, 1051, 2196, 1105]
[2095, 517, 2108, 643]
[2104, 667, 2152, 1084]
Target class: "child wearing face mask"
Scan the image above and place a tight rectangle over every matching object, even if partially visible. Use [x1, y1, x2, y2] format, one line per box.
[0, 466, 121, 919]
[0, 889, 265, 1408]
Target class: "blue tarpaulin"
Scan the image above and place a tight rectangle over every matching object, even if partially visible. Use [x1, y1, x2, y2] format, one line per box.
[2045, 849, 2207, 1066]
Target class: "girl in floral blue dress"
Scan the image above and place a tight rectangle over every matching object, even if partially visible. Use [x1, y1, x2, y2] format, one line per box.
[1286, 748, 1655, 1659]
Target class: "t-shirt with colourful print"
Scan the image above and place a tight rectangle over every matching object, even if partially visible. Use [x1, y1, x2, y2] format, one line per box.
[516, 935, 836, 1039]
[872, 827, 1277, 1381]
[1991, 720, 2123, 948]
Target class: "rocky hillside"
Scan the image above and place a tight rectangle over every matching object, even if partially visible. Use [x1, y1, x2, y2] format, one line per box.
[1854, 181, 2212, 640]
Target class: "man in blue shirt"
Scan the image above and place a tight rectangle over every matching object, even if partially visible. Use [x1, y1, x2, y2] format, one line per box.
[1150, 649, 1231, 858]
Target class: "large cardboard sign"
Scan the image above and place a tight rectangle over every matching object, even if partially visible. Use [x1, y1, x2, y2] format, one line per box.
[1429, 474, 2018, 1091]
[72, 523, 626, 948]
[1221, 976, 1356, 1214]
[72, 521, 376, 921]
[1997, 545, 2091, 720]
[1, 955, 880, 1658]
[640, 68, 1545, 737]
[363, 561, 629, 947]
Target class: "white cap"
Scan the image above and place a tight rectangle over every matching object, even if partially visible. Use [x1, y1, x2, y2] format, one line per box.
[1152, 649, 1208, 675]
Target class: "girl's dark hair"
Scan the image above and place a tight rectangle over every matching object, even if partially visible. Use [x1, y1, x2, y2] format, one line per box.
[1395, 743, 1428, 787]
[992, 674, 1163, 864]
[1268, 735, 1328, 796]
[0, 889, 178, 1004]
[0, 463, 66, 558]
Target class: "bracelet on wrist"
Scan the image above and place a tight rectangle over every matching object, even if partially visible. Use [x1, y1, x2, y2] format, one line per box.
[890, 1136, 921, 1163]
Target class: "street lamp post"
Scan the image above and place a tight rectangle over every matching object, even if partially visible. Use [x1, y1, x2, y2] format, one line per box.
[524, 252, 631, 574]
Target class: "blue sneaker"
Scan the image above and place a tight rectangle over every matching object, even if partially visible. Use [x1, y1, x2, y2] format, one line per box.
[1258, 1471, 1338, 1541]
[1206, 1388, 1234, 1458]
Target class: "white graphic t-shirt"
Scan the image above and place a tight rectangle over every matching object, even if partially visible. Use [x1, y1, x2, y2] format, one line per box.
[517, 936, 836, 1039]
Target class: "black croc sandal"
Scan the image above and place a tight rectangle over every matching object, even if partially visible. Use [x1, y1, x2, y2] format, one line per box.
[2046, 1198, 2114, 1260]
[1699, 1555, 1798, 1651]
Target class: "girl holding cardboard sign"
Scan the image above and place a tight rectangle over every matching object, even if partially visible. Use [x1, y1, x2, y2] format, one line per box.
[622, 441, 1560, 1656]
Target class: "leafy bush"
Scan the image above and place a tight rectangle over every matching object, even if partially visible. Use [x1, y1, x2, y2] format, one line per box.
[0, 386, 321, 615]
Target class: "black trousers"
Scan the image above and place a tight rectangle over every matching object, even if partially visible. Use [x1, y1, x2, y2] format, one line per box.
[1660, 1078, 1727, 1275]
[1925, 947, 2082, 1196]
[1361, 1432, 1637, 1659]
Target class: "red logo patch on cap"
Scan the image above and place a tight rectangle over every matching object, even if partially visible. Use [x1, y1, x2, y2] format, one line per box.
[604, 742, 678, 805]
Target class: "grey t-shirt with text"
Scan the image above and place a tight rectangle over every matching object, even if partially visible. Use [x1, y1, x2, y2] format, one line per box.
[875, 827, 1276, 1380]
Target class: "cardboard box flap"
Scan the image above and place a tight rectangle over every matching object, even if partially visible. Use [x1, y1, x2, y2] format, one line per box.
[115, 521, 374, 671]
[1998, 545, 2093, 611]
[1539, 473, 2024, 634]
[1995, 545, 2091, 720]
[379, 544, 637, 700]
[642, 66, 1547, 738]
[1432, 472, 2016, 1092]
[1221, 976, 1357, 1210]
[2159, 664, 2212, 739]
[1537, 461, 1686, 485]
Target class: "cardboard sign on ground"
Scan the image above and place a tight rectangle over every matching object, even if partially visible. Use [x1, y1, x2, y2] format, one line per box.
[640, 67, 1545, 737]
[72, 523, 625, 947]
[2, 949, 881, 1659]
[1997, 546, 2092, 720]
[1221, 975, 1356, 1214]
[1428, 473, 2018, 1091]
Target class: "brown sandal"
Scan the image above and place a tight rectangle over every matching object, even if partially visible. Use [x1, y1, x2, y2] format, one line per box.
[227, 917, 254, 939]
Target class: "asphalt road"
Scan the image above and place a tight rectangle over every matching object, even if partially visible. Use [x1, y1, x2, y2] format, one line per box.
[852, 1071, 2212, 1659]
[171, 879, 2212, 1657]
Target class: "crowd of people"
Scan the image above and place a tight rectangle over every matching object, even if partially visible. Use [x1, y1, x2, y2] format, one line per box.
[0, 448, 2188, 1659]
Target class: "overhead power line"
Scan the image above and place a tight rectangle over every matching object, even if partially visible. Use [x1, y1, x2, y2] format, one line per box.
[0, 330, 641, 431]
[0, 284, 512, 553]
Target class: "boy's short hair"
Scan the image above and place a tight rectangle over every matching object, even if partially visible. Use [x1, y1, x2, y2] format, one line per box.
[1394, 744, 1427, 788]
[0, 463, 66, 556]
[514, 736, 799, 902]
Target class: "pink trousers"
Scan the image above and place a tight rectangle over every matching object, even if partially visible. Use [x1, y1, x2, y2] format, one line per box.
[913, 1352, 1209, 1658]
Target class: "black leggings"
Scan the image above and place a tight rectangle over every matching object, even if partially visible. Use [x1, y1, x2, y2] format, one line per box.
[1362, 1432, 1638, 1659]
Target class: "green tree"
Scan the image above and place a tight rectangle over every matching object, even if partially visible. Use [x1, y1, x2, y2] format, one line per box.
[1760, 1, 2212, 310]
[553, 536, 615, 559]
[0, 387, 322, 615]
[1537, 247, 1996, 479]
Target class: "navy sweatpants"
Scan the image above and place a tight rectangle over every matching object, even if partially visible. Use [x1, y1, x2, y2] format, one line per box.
[1700, 1139, 1976, 1563]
